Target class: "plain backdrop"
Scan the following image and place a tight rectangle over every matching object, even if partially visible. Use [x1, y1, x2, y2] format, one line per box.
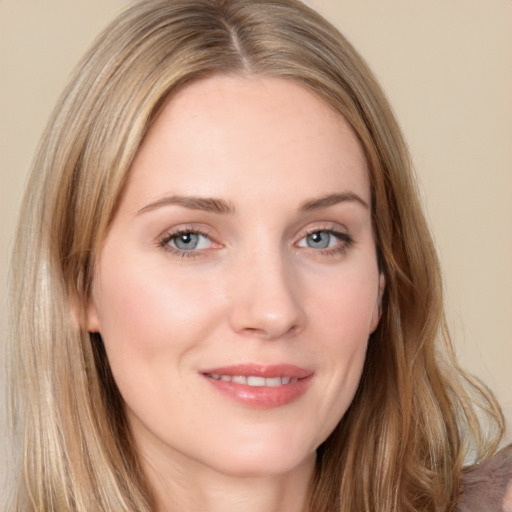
[1, 0, 511, 494]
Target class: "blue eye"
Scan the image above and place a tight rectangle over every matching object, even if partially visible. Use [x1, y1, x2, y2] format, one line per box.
[305, 231, 332, 249]
[160, 230, 213, 252]
[173, 232, 200, 250]
[297, 229, 352, 252]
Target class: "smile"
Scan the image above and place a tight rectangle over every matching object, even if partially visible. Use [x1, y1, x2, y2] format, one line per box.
[200, 364, 314, 409]
[204, 374, 298, 386]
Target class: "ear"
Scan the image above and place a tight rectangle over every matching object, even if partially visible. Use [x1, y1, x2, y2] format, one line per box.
[85, 297, 101, 333]
[69, 293, 101, 333]
[370, 272, 386, 333]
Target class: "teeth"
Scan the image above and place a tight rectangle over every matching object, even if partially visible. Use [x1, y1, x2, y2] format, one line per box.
[207, 374, 297, 386]
[247, 376, 265, 386]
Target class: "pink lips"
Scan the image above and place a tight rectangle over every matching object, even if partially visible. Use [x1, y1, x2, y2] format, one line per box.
[200, 364, 314, 409]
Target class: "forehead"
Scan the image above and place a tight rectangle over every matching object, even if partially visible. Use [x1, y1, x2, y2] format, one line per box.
[123, 74, 370, 209]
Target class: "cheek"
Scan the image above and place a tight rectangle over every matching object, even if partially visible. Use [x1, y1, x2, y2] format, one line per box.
[90, 256, 224, 384]
[302, 264, 378, 428]
[307, 262, 380, 342]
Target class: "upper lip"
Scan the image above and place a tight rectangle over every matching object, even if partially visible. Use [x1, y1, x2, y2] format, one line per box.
[200, 364, 313, 379]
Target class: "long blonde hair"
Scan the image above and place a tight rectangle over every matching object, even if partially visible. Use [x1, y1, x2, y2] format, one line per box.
[7, 0, 504, 510]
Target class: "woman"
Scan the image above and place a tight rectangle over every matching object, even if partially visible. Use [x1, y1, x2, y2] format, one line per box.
[6, 0, 511, 511]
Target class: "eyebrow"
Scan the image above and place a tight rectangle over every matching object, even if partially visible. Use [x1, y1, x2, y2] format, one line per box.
[299, 192, 369, 211]
[137, 190, 369, 216]
[137, 195, 235, 215]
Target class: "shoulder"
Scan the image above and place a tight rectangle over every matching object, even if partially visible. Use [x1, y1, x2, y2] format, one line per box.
[458, 445, 512, 512]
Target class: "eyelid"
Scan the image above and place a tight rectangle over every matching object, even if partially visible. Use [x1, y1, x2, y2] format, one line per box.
[157, 224, 221, 257]
[294, 223, 354, 254]
[295, 222, 350, 241]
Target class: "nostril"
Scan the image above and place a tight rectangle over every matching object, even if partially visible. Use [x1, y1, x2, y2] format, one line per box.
[239, 323, 301, 341]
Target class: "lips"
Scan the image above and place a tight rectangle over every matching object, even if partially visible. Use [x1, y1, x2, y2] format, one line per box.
[205, 374, 297, 386]
[200, 364, 314, 409]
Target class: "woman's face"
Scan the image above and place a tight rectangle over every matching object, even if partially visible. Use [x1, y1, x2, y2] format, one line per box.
[87, 75, 383, 479]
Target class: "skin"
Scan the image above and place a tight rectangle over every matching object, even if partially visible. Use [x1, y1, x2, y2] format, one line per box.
[87, 75, 384, 512]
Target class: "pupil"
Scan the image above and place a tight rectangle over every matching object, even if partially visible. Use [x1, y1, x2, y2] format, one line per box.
[308, 231, 329, 249]
[175, 232, 198, 250]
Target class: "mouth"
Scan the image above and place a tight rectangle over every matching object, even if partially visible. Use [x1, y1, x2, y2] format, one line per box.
[204, 374, 299, 386]
[200, 364, 314, 409]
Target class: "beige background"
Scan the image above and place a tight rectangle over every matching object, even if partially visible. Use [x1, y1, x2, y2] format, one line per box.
[1, 0, 511, 493]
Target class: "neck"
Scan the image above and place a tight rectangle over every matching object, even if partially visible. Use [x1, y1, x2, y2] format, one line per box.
[141, 449, 315, 512]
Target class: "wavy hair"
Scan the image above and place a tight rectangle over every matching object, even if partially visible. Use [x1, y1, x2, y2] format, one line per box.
[7, 0, 504, 510]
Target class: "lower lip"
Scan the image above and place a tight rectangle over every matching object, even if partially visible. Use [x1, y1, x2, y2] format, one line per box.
[202, 374, 314, 409]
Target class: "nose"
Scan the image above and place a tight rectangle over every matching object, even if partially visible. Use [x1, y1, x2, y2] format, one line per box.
[228, 249, 306, 340]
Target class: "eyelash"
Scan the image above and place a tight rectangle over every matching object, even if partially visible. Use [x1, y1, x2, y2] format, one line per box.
[299, 227, 354, 257]
[157, 226, 354, 258]
[157, 227, 216, 258]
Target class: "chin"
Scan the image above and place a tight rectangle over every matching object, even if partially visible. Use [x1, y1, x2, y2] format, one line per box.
[201, 439, 317, 479]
